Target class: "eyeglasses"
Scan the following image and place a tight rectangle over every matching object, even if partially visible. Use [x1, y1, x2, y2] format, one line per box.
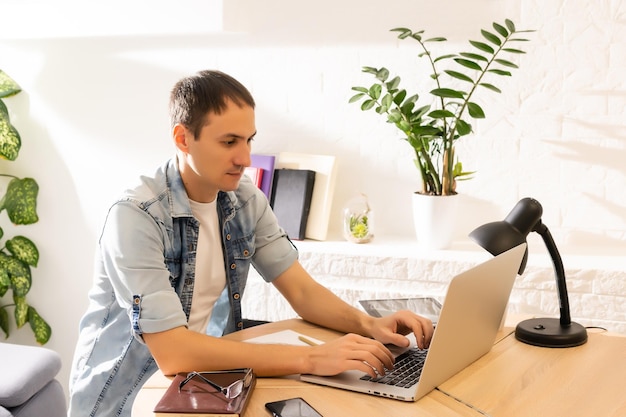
[178, 368, 253, 399]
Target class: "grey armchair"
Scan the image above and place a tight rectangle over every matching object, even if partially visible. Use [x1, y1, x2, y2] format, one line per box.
[0, 342, 66, 417]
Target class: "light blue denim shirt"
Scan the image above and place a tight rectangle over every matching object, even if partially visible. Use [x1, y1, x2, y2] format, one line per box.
[68, 158, 298, 417]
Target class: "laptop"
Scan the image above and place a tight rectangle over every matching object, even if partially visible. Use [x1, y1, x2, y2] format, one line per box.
[300, 243, 526, 402]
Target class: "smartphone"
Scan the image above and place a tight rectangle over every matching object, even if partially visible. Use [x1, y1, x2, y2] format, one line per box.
[265, 397, 323, 417]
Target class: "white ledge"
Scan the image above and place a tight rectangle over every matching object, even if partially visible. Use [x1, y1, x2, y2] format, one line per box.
[292, 236, 626, 272]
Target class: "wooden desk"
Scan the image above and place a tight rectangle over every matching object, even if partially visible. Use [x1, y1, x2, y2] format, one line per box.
[133, 319, 482, 416]
[439, 329, 626, 417]
[132, 320, 626, 417]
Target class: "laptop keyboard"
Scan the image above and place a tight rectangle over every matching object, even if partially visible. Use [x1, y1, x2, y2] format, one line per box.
[359, 348, 428, 388]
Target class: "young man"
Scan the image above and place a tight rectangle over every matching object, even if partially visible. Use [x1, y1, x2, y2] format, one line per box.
[68, 70, 434, 417]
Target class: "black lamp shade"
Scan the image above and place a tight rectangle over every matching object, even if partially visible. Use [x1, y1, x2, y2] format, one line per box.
[468, 221, 528, 275]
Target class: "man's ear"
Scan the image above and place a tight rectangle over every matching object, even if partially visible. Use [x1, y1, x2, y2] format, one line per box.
[173, 124, 190, 153]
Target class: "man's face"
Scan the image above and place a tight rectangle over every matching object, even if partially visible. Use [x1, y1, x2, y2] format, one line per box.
[175, 99, 256, 202]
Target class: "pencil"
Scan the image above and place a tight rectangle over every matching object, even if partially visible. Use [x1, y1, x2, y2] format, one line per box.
[298, 335, 319, 346]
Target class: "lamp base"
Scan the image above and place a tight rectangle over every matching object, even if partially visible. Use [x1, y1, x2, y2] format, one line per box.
[515, 318, 587, 348]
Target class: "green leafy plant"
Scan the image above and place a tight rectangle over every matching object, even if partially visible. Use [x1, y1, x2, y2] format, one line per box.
[349, 19, 533, 196]
[0, 69, 51, 345]
[348, 213, 370, 239]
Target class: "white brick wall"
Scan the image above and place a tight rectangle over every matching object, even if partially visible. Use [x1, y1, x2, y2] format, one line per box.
[242, 238, 626, 335]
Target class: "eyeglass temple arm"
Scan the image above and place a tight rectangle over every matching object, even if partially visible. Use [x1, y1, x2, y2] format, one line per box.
[179, 372, 227, 395]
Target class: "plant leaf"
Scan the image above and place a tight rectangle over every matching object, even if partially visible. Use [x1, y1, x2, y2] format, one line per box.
[454, 58, 482, 71]
[13, 295, 28, 328]
[393, 89, 407, 106]
[404, 94, 419, 105]
[413, 125, 441, 136]
[28, 307, 51, 345]
[348, 93, 365, 103]
[424, 37, 447, 43]
[0, 103, 22, 161]
[361, 66, 378, 75]
[7, 256, 32, 297]
[468, 102, 486, 118]
[0, 70, 22, 98]
[351, 86, 369, 93]
[479, 83, 502, 93]
[0, 266, 9, 297]
[413, 104, 430, 118]
[469, 40, 495, 54]
[390, 27, 413, 39]
[0, 307, 8, 338]
[381, 93, 393, 108]
[493, 22, 509, 37]
[505, 19, 516, 32]
[400, 101, 415, 114]
[456, 119, 472, 135]
[481, 29, 502, 46]
[6, 236, 39, 267]
[488, 69, 512, 76]
[430, 88, 465, 99]
[361, 99, 376, 111]
[428, 109, 455, 119]
[369, 84, 382, 99]
[495, 58, 519, 68]
[387, 111, 402, 124]
[386, 76, 401, 90]
[445, 70, 474, 83]
[459, 52, 488, 62]
[433, 54, 456, 63]
[3, 178, 39, 225]
[375, 68, 390, 82]
[502, 48, 526, 54]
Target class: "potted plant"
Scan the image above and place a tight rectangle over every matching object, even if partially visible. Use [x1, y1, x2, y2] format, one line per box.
[349, 19, 533, 248]
[0, 69, 51, 344]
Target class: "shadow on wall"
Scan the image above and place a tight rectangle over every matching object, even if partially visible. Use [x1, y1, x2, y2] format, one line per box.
[550, 115, 626, 172]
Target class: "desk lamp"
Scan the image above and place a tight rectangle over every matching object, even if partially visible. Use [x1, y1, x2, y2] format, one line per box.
[469, 197, 587, 348]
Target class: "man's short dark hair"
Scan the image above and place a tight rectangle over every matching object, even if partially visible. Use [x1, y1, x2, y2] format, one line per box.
[169, 70, 255, 139]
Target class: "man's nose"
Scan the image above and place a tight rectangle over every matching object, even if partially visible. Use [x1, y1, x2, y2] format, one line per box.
[235, 143, 251, 168]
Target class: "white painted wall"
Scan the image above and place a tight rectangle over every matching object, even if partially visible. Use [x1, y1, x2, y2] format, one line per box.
[0, 0, 624, 400]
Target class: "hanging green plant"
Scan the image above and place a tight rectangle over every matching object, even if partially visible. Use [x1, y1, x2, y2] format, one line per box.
[0, 69, 51, 345]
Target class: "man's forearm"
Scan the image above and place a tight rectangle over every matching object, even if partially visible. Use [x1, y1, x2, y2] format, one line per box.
[144, 326, 315, 376]
[271, 261, 377, 337]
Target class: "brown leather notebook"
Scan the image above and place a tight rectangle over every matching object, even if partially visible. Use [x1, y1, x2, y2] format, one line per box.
[153, 370, 256, 416]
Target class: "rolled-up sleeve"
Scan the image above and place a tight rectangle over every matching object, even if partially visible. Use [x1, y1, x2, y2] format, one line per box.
[99, 201, 187, 340]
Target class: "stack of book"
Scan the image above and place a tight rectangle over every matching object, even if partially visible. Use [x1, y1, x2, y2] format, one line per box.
[246, 153, 337, 242]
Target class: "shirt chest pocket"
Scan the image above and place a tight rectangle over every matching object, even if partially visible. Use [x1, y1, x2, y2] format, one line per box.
[226, 233, 255, 261]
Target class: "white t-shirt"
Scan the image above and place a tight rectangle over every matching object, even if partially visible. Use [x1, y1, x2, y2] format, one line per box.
[187, 199, 227, 333]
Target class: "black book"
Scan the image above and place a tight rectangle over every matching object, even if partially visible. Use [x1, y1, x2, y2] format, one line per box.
[270, 168, 316, 240]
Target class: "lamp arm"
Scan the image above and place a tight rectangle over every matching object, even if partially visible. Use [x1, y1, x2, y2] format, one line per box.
[534, 222, 572, 326]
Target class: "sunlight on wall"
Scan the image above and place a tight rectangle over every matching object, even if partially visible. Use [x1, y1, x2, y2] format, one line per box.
[0, 0, 223, 39]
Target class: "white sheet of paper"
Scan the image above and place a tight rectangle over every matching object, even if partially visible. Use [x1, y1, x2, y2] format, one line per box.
[243, 329, 324, 346]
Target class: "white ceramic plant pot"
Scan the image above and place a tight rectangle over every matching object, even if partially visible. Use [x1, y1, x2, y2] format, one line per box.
[411, 193, 460, 250]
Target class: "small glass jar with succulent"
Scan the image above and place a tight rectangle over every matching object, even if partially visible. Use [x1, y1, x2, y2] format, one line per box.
[343, 194, 374, 243]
